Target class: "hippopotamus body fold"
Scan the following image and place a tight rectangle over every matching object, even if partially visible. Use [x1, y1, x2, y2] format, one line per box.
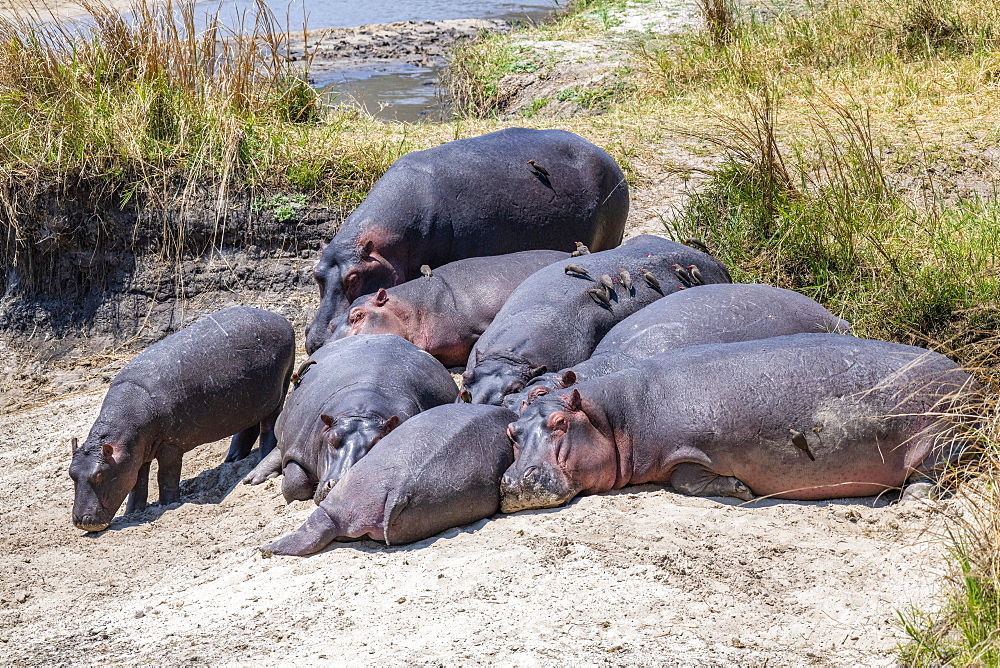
[329, 250, 569, 367]
[265, 404, 516, 555]
[502, 333, 978, 512]
[69, 307, 296, 532]
[504, 283, 853, 411]
[244, 334, 459, 504]
[462, 234, 732, 405]
[305, 127, 630, 353]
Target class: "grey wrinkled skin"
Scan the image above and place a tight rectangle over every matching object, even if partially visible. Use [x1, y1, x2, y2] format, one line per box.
[504, 283, 853, 412]
[304, 127, 630, 353]
[501, 333, 980, 512]
[69, 307, 295, 532]
[463, 235, 732, 406]
[264, 404, 516, 556]
[327, 250, 569, 367]
[244, 334, 458, 504]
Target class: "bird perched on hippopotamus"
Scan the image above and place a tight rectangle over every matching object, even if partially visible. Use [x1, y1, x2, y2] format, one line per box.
[69, 307, 296, 532]
[502, 333, 979, 512]
[304, 127, 630, 353]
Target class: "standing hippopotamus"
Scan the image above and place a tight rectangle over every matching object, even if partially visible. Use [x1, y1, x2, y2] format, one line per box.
[264, 404, 516, 555]
[462, 234, 732, 405]
[304, 127, 630, 353]
[503, 283, 853, 411]
[244, 334, 458, 504]
[69, 307, 295, 532]
[501, 333, 978, 512]
[329, 250, 569, 367]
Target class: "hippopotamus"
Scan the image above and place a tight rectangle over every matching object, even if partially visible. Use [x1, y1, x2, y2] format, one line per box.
[461, 234, 732, 405]
[244, 334, 458, 503]
[304, 127, 630, 353]
[503, 283, 853, 411]
[69, 307, 295, 532]
[501, 333, 978, 512]
[328, 250, 569, 367]
[264, 404, 516, 555]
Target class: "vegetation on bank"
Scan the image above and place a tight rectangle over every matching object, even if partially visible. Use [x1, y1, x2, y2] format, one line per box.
[448, 0, 1000, 663]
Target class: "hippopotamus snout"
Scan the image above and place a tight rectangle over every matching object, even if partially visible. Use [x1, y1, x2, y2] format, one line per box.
[72, 509, 112, 533]
[500, 460, 575, 513]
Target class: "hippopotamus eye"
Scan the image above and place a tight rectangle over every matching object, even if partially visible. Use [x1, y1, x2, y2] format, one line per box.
[507, 381, 525, 394]
[348, 308, 364, 325]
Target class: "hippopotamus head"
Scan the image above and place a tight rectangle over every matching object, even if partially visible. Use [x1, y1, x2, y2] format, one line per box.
[305, 238, 401, 354]
[461, 355, 548, 406]
[501, 388, 616, 513]
[501, 370, 579, 414]
[310, 413, 400, 504]
[338, 289, 402, 339]
[68, 429, 143, 532]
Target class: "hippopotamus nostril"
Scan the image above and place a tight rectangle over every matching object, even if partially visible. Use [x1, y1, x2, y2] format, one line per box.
[523, 466, 539, 482]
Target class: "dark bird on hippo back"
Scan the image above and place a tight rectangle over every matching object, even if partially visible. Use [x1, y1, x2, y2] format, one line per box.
[571, 242, 591, 257]
[618, 268, 633, 293]
[420, 264, 433, 280]
[564, 264, 595, 281]
[588, 286, 613, 311]
[639, 269, 664, 295]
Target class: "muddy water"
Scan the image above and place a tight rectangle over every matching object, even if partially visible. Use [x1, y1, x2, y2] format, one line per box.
[209, 0, 557, 122]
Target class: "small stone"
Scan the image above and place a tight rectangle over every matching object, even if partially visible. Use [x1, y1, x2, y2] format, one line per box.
[396, 597, 406, 604]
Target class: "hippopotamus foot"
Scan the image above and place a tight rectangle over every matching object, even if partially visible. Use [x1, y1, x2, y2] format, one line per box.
[281, 461, 316, 503]
[263, 508, 340, 557]
[243, 447, 282, 485]
[156, 444, 184, 506]
[224, 424, 261, 463]
[669, 463, 755, 502]
[125, 462, 151, 514]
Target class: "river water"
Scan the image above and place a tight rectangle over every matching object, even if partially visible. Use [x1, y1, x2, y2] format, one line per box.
[208, 0, 558, 121]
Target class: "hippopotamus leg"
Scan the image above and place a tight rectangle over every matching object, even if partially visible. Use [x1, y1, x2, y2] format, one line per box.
[224, 424, 261, 463]
[156, 444, 184, 506]
[243, 447, 282, 485]
[125, 461, 151, 514]
[669, 463, 755, 502]
[265, 507, 341, 556]
[281, 461, 315, 503]
[258, 407, 281, 460]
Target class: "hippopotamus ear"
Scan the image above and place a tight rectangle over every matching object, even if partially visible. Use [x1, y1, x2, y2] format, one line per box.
[71, 437, 79, 454]
[384, 415, 400, 434]
[560, 370, 577, 388]
[563, 388, 583, 412]
[320, 414, 335, 429]
[373, 288, 389, 307]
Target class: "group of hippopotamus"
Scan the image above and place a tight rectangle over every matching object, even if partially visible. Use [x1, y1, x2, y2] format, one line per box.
[69, 127, 980, 556]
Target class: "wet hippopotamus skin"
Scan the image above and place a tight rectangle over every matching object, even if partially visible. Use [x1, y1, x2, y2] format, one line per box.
[69, 307, 295, 532]
[328, 250, 569, 367]
[304, 127, 630, 353]
[264, 404, 516, 555]
[461, 234, 732, 405]
[244, 334, 459, 504]
[501, 333, 978, 512]
[503, 283, 853, 412]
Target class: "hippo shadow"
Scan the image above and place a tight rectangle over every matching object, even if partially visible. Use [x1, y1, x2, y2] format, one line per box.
[93, 451, 260, 533]
[605, 483, 899, 509]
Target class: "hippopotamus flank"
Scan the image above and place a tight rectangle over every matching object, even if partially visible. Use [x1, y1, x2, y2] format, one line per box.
[329, 250, 569, 367]
[264, 404, 517, 555]
[501, 333, 978, 512]
[462, 234, 732, 405]
[69, 307, 295, 532]
[304, 127, 630, 353]
[244, 334, 459, 504]
[504, 283, 853, 411]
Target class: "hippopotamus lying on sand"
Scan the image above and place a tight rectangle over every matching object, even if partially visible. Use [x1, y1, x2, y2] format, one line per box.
[305, 127, 630, 353]
[504, 283, 852, 411]
[462, 234, 732, 405]
[264, 404, 516, 555]
[502, 333, 978, 512]
[244, 334, 458, 503]
[329, 250, 569, 367]
[69, 307, 295, 532]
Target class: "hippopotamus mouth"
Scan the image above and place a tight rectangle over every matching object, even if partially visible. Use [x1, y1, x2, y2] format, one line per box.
[73, 515, 112, 532]
[500, 462, 576, 513]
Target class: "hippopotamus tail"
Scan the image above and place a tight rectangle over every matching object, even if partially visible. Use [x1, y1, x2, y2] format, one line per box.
[263, 506, 341, 556]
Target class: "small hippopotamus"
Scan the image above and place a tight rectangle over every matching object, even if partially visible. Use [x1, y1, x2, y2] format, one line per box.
[328, 250, 569, 367]
[501, 333, 978, 512]
[304, 127, 630, 353]
[462, 234, 732, 405]
[503, 283, 853, 411]
[69, 307, 295, 532]
[244, 334, 459, 504]
[264, 404, 516, 555]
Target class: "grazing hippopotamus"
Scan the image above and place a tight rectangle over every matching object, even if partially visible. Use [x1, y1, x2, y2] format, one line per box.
[501, 333, 978, 512]
[304, 127, 630, 353]
[244, 334, 458, 504]
[328, 250, 569, 367]
[69, 307, 295, 532]
[461, 234, 732, 405]
[503, 283, 853, 411]
[264, 404, 516, 555]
